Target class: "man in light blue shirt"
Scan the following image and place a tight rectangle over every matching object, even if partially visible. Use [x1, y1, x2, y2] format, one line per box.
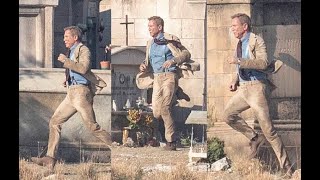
[224, 13, 293, 178]
[31, 26, 111, 171]
[139, 16, 191, 151]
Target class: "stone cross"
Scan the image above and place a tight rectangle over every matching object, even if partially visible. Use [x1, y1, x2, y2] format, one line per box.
[120, 15, 134, 46]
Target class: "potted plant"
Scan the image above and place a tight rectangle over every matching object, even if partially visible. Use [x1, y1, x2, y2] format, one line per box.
[100, 44, 111, 70]
[100, 60, 110, 70]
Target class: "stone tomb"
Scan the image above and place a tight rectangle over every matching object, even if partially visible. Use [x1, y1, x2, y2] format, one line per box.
[111, 46, 147, 110]
[110, 46, 148, 142]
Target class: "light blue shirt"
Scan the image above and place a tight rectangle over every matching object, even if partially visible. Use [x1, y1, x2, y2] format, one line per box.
[238, 32, 267, 82]
[68, 43, 89, 86]
[149, 32, 176, 73]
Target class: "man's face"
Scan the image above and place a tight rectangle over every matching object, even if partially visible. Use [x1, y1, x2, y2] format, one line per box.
[148, 20, 161, 38]
[231, 17, 247, 39]
[63, 30, 78, 48]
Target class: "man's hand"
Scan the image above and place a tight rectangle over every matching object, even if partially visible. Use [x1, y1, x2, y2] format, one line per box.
[162, 59, 176, 69]
[139, 63, 147, 72]
[58, 53, 67, 63]
[229, 82, 238, 92]
[227, 56, 240, 64]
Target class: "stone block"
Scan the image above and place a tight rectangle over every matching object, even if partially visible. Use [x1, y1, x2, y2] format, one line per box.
[157, 0, 169, 18]
[207, 97, 225, 121]
[207, 76, 215, 98]
[208, 74, 226, 98]
[112, 38, 126, 46]
[269, 97, 301, 120]
[19, 0, 59, 6]
[134, 18, 150, 39]
[207, 4, 250, 28]
[115, 0, 156, 19]
[164, 18, 182, 38]
[207, 0, 251, 4]
[191, 3, 206, 20]
[19, 17, 37, 68]
[112, 18, 135, 39]
[263, 3, 301, 25]
[111, 47, 146, 65]
[179, 78, 204, 102]
[135, 0, 157, 18]
[182, 39, 204, 60]
[207, 27, 230, 51]
[19, 142, 111, 163]
[129, 38, 149, 46]
[191, 97, 205, 107]
[100, 0, 111, 11]
[169, 0, 193, 19]
[207, 50, 224, 74]
[111, 0, 122, 18]
[182, 19, 205, 39]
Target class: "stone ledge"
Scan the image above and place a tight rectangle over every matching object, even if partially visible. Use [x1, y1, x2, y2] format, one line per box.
[19, 68, 111, 94]
[19, 0, 59, 7]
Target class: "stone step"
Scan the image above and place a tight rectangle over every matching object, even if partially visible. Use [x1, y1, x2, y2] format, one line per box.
[19, 141, 111, 163]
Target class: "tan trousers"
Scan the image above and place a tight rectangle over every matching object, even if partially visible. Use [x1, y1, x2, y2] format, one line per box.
[152, 72, 178, 142]
[223, 80, 290, 168]
[46, 85, 111, 158]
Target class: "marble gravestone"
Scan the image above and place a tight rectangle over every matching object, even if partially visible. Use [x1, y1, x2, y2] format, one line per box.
[111, 46, 147, 110]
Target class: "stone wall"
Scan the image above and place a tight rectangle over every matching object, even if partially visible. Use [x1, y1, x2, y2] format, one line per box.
[19, 0, 58, 68]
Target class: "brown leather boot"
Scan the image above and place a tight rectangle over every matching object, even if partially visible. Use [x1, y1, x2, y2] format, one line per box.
[31, 156, 57, 170]
[163, 142, 177, 151]
[280, 164, 294, 179]
[248, 134, 266, 159]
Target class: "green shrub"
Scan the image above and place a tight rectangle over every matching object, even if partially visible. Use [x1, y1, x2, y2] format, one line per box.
[207, 137, 225, 164]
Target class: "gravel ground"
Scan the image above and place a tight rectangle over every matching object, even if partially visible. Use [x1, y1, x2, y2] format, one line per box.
[20, 145, 301, 180]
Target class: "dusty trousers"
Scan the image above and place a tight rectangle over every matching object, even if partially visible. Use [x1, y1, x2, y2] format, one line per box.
[223, 80, 290, 168]
[152, 72, 178, 142]
[46, 85, 111, 158]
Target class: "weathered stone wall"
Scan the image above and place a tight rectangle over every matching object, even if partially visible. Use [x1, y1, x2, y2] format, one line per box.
[19, 0, 58, 68]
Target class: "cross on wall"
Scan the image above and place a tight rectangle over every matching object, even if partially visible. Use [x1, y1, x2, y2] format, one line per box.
[120, 15, 134, 46]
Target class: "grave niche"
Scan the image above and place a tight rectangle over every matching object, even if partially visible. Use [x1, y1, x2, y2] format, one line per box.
[111, 46, 147, 110]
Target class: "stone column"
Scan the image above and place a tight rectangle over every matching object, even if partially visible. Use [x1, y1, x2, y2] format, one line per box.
[19, 0, 59, 68]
